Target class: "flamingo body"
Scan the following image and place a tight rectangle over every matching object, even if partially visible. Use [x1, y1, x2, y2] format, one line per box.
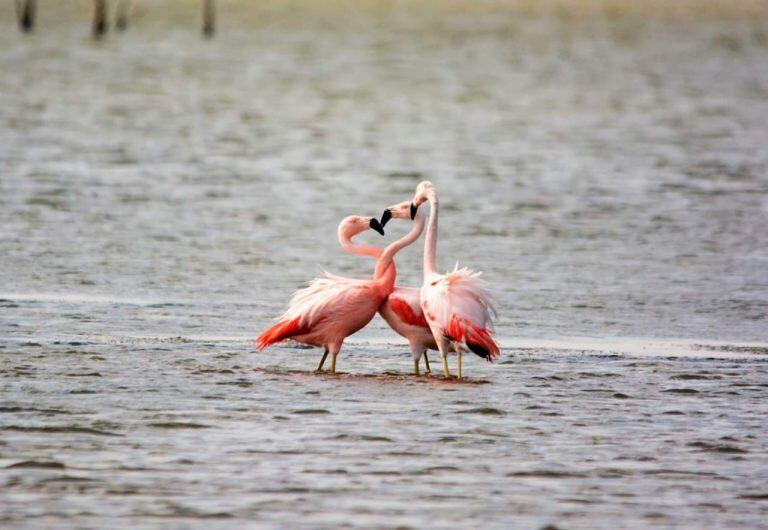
[379, 286, 437, 352]
[256, 274, 386, 351]
[421, 266, 499, 361]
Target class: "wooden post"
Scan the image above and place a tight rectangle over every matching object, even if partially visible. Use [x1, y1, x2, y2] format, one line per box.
[93, 0, 108, 39]
[115, 0, 129, 31]
[15, 0, 36, 32]
[202, 0, 215, 38]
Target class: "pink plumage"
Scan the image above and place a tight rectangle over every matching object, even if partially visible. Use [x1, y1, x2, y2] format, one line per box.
[255, 316, 316, 350]
[255, 213, 425, 373]
[373, 202, 444, 370]
[422, 266, 500, 361]
[386, 292, 429, 329]
[410, 181, 501, 377]
[256, 274, 384, 351]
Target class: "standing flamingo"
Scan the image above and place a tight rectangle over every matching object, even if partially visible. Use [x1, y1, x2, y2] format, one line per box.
[255, 212, 424, 373]
[376, 201, 460, 376]
[409, 181, 500, 378]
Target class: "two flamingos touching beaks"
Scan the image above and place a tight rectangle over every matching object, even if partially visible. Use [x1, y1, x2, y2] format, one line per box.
[255, 181, 500, 379]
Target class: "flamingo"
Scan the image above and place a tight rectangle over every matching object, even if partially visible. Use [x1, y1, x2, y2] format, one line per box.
[376, 201, 459, 376]
[255, 212, 424, 373]
[409, 181, 500, 378]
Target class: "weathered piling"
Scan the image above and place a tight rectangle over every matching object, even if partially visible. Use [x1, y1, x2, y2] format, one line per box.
[92, 0, 108, 38]
[115, 0, 129, 31]
[202, 0, 215, 37]
[15, 0, 36, 32]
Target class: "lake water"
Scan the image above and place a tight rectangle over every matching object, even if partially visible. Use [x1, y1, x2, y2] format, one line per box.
[1, 1, 767, 528]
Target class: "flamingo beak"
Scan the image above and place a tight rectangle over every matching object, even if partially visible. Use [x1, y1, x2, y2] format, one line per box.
[369, 217, 385, 236]
[380, 209, 392, 228]
[409, 202, 418, 220]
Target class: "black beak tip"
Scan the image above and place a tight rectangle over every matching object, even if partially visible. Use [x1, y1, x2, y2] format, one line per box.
[380, 209, 392, 228]
[409, 202, 418, 220]
[369, 218, 385, 236]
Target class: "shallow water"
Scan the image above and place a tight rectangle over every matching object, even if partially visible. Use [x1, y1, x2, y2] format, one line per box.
[1, 1, 768, 528]
[2, 339, 768, 529]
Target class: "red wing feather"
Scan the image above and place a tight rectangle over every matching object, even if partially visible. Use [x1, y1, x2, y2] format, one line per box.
[255, 317, 313, 350]
[445, 315, 466, 342]
[389, 297, 429, 329]
[466, 325, 500, 361]
[445, 315, 500, 362]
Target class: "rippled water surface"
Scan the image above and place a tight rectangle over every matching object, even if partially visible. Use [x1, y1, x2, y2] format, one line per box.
[1, 1, 768, 528]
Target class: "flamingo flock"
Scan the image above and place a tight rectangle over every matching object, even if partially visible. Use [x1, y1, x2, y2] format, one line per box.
[256, 181, 500, 379]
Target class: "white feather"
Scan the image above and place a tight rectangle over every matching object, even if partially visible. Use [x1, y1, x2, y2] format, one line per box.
[421, 264, 497, 337]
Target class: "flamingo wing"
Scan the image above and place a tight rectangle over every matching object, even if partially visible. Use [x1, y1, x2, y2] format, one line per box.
[256, 272, 378, 350]
[255, 315, 316, 350]
[387, 289, 429, 329]
[421, 265, 500, 361]
[284, 273, 374, 324]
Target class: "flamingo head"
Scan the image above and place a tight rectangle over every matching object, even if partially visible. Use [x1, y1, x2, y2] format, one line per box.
[338, 215, 385, 239]
[410, 180, 435, 219]
[379, 201, 412, 228]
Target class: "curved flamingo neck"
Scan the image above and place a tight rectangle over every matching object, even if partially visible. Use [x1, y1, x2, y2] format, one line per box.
[338, 230, 382, 260]
[339, 229, 397, 287]
[373, 211, 426, 292]
[423, 192, 439, 278]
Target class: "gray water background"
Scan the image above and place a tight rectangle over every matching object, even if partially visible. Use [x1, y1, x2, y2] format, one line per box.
[1, 1, 767, 528]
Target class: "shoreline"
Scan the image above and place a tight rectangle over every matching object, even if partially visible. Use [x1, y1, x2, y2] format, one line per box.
[2, 334, 767, 360]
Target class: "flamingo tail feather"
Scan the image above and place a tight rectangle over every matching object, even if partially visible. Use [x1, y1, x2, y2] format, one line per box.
[255, 317, 308, 350]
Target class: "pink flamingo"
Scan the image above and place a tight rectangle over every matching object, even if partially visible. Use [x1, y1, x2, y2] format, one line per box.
[333, 201, 438, 375]
[255, 212, 424, 373]
[375, 201, 458, 376]
[409, 181, 500, 378]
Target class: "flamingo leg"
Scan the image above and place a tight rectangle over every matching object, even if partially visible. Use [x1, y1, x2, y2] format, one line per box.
[436, 336, 451, 378]
[410, 343, 424, 376]
[329, 343, 341, 374]
[457, 350, 462, 379]
[423, 352, 431, 373]
[316, 348, 329, 372]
